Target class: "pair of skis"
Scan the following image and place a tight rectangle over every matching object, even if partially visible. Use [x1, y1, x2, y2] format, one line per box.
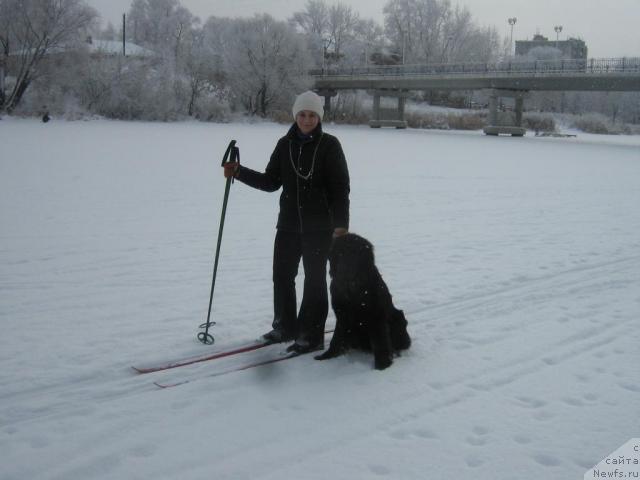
[152, 350, 302, 389]
[132, 332, 331, 389]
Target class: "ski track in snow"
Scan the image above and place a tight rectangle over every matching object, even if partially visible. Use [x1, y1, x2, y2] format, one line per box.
[1, 118, 639, 480]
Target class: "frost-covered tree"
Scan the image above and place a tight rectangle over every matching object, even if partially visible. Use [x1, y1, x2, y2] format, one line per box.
[180, 26, 227, 118]
[0, 0, 97, 112]
[384, 0, 458, 63]
[383, 0, 441, 63]
[382, 0, 498, 64]
[383, 0, 410, 61]
[291, 0, 374, 67]
[97, 22, 118, 41]
[326, 3, 359, 60]
[201, 16, 227, 77]
[123, 0, 214, 118]
[223, 14, 311, 116]
[0, 5, 9, 107]
[290, 0, 329, 38]
[453, 25, 501, 63]
[126, 0, 199, 62]
[414, 0, 450, 63]
[349, 18, 385, 65]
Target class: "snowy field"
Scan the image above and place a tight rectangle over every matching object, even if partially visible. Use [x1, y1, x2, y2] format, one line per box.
[1, 118, 639, 479]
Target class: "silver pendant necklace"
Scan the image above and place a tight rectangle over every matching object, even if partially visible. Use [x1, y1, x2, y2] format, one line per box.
[289, 134, 324, 180]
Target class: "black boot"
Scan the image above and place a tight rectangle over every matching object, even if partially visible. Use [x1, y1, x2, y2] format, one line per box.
[286, 338, 324, 354]
[262, 329, 295, 344]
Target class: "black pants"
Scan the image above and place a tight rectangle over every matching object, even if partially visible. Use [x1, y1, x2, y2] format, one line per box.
[272, 229, 333, 344]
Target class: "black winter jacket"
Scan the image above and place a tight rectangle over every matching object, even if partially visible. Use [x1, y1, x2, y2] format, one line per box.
[237, 123, 350, 233]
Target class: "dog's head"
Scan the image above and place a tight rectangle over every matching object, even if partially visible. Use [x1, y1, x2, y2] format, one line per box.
[329, 233, 376, 282]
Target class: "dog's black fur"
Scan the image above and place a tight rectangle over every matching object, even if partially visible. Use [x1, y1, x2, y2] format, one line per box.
[315, 233, 411, 369]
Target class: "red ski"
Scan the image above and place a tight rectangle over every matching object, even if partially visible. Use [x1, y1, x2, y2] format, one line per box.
[153, 351, 304, 389]
[132, 329, 333, 374]
[131, 339, 273, 374]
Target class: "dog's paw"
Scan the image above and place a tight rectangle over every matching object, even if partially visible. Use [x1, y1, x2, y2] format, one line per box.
[315, 347, 344, 360]
[374, 354, 393, 370]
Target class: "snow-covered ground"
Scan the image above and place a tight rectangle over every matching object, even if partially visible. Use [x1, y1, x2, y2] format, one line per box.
[1, 118, 639, 479]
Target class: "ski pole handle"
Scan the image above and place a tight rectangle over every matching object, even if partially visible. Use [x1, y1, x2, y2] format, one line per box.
[221, 140, 237, 166]
[221, 140, 240, 182]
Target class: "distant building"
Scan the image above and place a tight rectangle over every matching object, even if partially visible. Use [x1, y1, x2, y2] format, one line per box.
[8, 36, 154, 59]
[84, 36, 155, 58]
[515, 34, 588, 60]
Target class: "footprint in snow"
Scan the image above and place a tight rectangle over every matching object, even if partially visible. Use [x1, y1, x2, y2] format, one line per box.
[514, 396, 546, 409]
[513, 434, 532, 445]
[130, 445, 157, 458]
[574, 373, 591, 383]
[562, 397, 585, 407]
[368, 464, 391, 475]
[467, 426, 490, 447]
[466, 436, 488, 447]
[532, 453, 562, 467]
[583, 392, 598, 402]
[389, 428, 438, 441]
[465, 455, 484, 468]
[29, 436, 50, 449]
[533, 410, 555, 421]
[414, 428, 439, 439]
[171, 400, 192, 410]
[618, 382, 640, 392]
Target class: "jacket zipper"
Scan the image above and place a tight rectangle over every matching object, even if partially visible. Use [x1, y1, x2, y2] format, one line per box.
[296, 144, 304, 233]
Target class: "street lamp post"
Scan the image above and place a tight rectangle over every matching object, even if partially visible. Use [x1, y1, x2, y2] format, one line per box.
[554, 25, 563, 50]
[364, 40, 372, 67]
[508, 17, 517, 56]
[554, 25, 565, 111]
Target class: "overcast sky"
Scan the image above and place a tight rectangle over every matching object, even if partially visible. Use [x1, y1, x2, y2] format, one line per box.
[86, 0, 640, 58]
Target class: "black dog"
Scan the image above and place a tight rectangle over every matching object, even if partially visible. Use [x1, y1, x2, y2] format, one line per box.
[315, 233, 411, 369]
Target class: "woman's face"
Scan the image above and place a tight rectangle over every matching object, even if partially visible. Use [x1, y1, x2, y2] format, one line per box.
[296, 110, 320, 135]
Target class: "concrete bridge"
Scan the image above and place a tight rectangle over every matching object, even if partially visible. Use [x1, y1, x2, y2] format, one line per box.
[311, 57, 640, 135]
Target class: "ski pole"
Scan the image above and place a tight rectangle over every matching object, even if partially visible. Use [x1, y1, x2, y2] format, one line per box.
[198, 140, 239, 345]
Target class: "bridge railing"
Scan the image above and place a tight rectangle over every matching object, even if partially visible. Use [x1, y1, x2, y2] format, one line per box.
[310, 57, 640, 78]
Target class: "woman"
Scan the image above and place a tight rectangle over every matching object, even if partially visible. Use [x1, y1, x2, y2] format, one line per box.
[223, 91, 350, 354]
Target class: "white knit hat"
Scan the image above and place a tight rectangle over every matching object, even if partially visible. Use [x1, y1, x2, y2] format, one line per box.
[292, 91, 324, 122]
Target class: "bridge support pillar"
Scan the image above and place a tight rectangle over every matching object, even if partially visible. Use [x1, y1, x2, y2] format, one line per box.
[483, 89, 527, 137]
[369, 90, 408, 128]
[316, 89, 337, 120]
